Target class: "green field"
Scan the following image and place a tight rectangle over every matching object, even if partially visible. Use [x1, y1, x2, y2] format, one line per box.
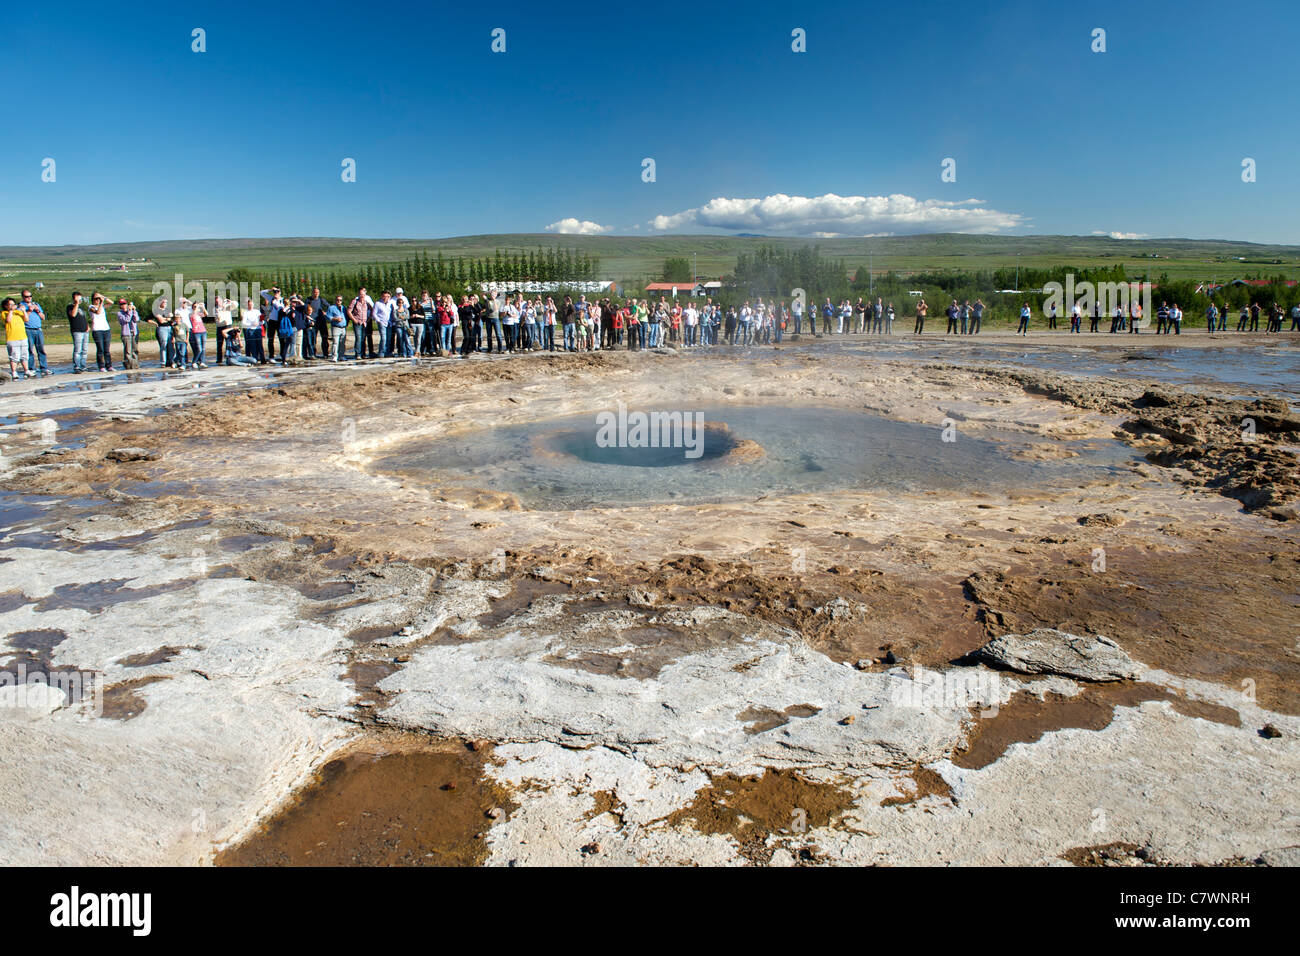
[5, 233, 1299, 343]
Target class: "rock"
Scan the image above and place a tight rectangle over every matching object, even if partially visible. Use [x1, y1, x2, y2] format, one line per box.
[975, 628, 1140, 682]
[853, 659, 872, 671]
[1260, 846, 1300, 867]
[486, 807, 504, 820]
[839, 715, 856, 725]
[105, 447, 158, 462]
[884, 650, 899, 666]
[1078, 513, 1124, 528]
[1259, 724, 1283, 739]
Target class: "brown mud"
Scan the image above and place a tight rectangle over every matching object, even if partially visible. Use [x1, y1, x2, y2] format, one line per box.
[954, 683, 1243, 770]
[214, 735, 515, 866]
[664, 768, 857, 864]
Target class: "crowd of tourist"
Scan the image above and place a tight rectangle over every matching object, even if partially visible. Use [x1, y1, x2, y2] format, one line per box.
[5, 285, 1300, 380]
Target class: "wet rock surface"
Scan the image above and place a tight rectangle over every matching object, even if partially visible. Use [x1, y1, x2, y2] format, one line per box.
[0, 340, 1296, 866]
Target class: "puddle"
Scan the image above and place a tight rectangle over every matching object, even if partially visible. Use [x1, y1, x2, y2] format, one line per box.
[117, 645, 196, 667]
[33, 577, 194, 613]
[953, 682, 1242, 769]
[214, 740, 515, 866]
[100, 675, 169, 720]
[372, 404, 1135, 509]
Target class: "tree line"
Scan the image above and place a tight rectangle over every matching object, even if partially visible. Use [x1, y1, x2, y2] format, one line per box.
[229, 246, 602, 299]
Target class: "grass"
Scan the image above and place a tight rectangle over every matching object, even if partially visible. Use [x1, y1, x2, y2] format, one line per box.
[5, 233, 1299, 344]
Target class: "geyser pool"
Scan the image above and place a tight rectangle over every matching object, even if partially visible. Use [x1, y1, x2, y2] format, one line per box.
[370, 404, 1134, 509]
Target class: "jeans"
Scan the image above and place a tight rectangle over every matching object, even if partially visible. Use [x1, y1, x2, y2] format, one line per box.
[91, 329, 112, 369]
[543, 325, 555, 350]
[441, 324, 454, 353]
[277, 331, 292, 360]
[71, 331, 89, 371]
[244, 328, 264, 362]
[395, 325, 412, 357]
[353, 323, 366, 359]
[331, 327, 346, 361]
[156, 326, 173, 366]
[410, 323, 424, 356]
[190, 331, 205, 364]
[379, 323, 393, 357]
[487, 318, 505, 352]
[563, 322, 576, 350]
[25, 328, 48, 372]
[123, 332, 139, 366]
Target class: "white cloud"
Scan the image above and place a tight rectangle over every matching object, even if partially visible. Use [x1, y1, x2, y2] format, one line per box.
[649, 193, 1026, 236]
[1092, 230, 1147, 240]
[545, 218, 611, 235]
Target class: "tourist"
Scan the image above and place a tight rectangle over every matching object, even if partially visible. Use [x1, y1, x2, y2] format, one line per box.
[873, 297, 884, 334]
[222, 324, 258, 366]
[18, 289, 50, 376]
[188, 299, 208, 368]
[214, 296, 234, 364]
[118, 298, 140, 368]
[4, 297, 30, 379]
[392, 293, 412, 358]
[329, 295, 348, 361]
[67, 292, 89, 373]
[970, 298, 984, 334]
[88, 293, 114, 371]
[914, 297, 928, 334]
[152, 297, 177, 368]
[945, 299, 959, 335]
[1017, 302, 1030, 335]
[349, 288, 372, 360]
[458, 295, 478, 356]
[373, 291, 394, 357]
[885, 302, 895, 333]
[241, 298, 264, 363]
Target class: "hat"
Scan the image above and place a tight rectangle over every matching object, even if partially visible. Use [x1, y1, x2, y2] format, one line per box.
[395, 287, 404, 295]
[117, 298, 127, 305]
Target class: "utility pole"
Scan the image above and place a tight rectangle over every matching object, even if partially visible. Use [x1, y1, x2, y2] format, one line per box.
[869, 250, 873, 296]
[1015, 253, 1020, 292]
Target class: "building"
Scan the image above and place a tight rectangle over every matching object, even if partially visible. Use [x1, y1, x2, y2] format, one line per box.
[644, 281, 704, 297]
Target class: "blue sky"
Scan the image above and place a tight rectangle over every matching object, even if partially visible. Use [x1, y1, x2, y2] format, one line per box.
[5, 0, 1299, 246]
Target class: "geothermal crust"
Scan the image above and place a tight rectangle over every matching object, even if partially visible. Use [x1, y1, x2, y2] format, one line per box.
[0, 341, 1297, 866]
